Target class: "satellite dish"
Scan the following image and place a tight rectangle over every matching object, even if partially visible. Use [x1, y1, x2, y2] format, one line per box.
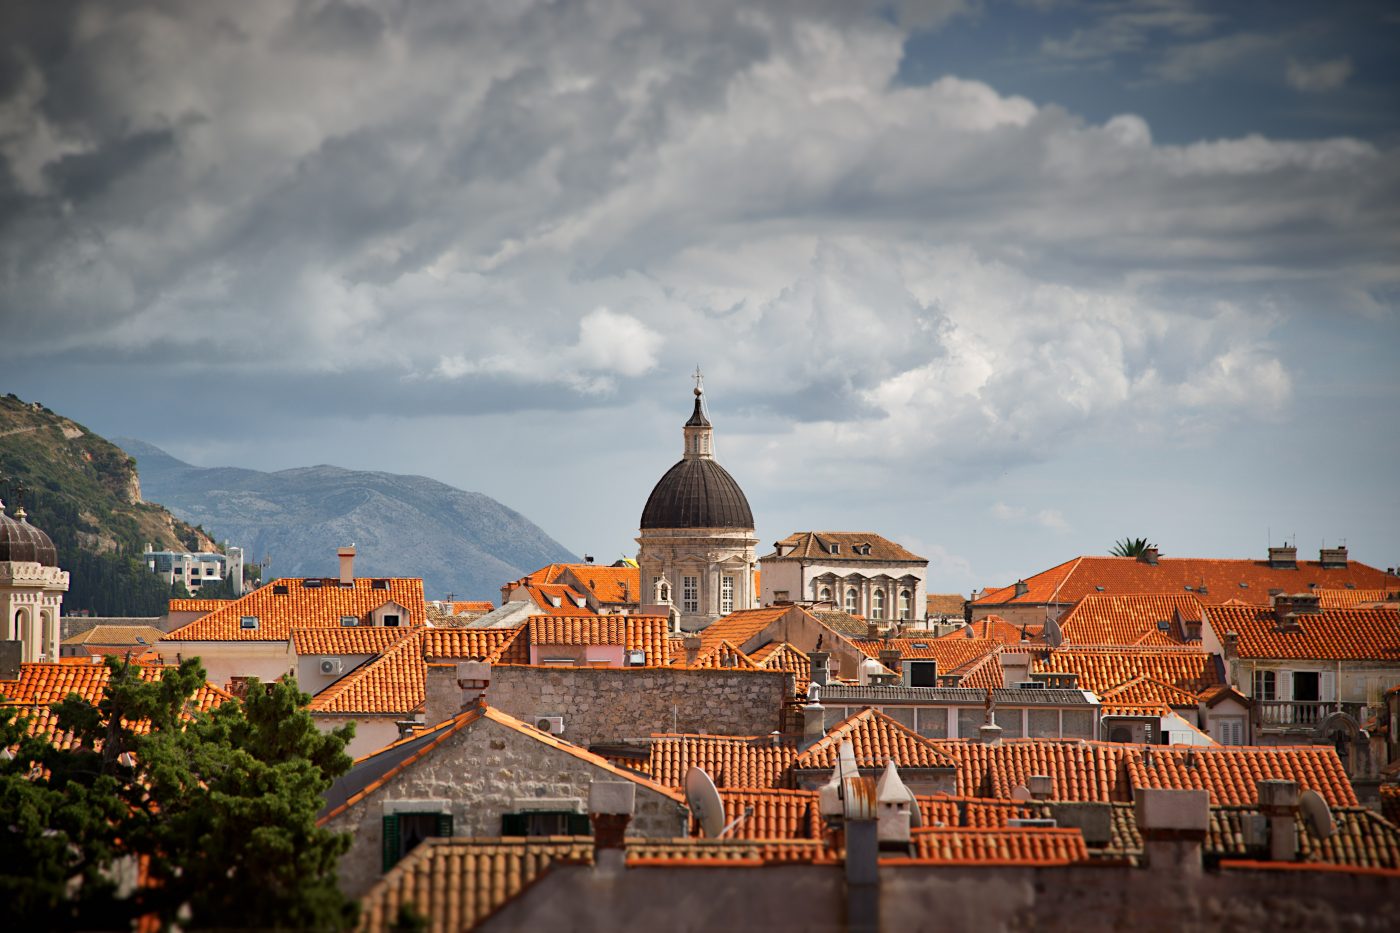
[906, 786, 923, 828]
[685, 766, 725, 838]
[1299, 789, 1335, 839]
[1011, 784, 1032, 802]
[837, 740, 859, 785]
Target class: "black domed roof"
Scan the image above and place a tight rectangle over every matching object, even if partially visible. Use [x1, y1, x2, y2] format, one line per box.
[640, 458, 754, 530]
[0, 510, 59, 566]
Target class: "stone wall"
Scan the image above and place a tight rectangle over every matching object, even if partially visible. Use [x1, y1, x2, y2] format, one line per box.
[324, 713, 689, 899]
[486, 666, 791, 747]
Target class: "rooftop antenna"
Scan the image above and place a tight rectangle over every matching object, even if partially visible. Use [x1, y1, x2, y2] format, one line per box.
[718, 805, 755, 839]
[685, 766, 726, 838]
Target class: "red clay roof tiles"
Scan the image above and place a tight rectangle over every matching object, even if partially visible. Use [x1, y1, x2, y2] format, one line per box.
[1031, 646, 1220, 697]
[162, 576, 426, 642]
[907, 826, 1090, 864]
[1059, 593, 1203, 646]
[1207, 605, 1400, 660]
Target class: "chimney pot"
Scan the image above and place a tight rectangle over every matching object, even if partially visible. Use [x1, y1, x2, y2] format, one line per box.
[588, 781, 634, 871]
[801, 701, 826, 749]
[809, 651, 831, 687]
[1028, 775, 1053, 800]
[682, 636, 702, 667]
[337, 546, 356, 586]
[1013, 580, 1029, 598]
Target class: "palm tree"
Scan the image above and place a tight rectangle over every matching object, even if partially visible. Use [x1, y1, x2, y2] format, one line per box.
[1110, 537, 1156, 558]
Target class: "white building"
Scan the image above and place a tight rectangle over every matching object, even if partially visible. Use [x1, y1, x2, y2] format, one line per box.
[0, 500, 68, 662]
[145, 544, 243, 595]
[637, 381, 758, 632]
[760, 532, 928, 624]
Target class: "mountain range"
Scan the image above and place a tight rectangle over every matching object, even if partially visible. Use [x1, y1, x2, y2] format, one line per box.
[115, 439, 576, 600]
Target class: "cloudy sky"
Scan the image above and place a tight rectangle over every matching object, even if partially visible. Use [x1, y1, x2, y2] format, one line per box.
[3, 0, 1398, 595]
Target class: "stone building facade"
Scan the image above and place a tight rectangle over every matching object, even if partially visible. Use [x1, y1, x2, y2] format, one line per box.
[0, 501, 67, 662]
[637, 382, 758, 632]
[760, 531, 928, 622]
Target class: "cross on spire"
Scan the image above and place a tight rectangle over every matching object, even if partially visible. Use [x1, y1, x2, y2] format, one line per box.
[693, 366, 704, 397]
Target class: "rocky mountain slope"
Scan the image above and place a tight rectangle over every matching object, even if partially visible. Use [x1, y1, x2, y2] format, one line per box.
[115, 439, 576, 600]
[0, 394, 217, 615]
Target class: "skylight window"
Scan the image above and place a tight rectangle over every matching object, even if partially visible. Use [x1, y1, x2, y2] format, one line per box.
[240, 616, 259, 630]
[340, 616, 359, 627]
[304, 579, 322, 589]
[273, 584, 289, 595]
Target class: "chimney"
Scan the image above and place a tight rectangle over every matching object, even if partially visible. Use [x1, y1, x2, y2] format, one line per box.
[876, 761, 912, 849]
[683, 636, 701, 667]
[1268, 545, 1298, 570]
[1028, 774, 1053, 801]
[423, 661, 490, 725]
[801, 698, 826, 750]
[1139, 546, 1159, 566]
[877, 648, 902, 672]
[1222, 631, 1238, 661]
[1000, 651, 1030, 686]
[1013, 580, 1029, 598]
[337, 546, 356, 586]
[1319, 546, 1348, 569]
[1272, 593, 1319, 630]
[866, 622, 880, 639]
[1134, 788, 1208, 875]
[809, 651, 831, 687]
[979, 719, 1003, 746]
[588, 781, 634, 872]
[1257, 779, 1299, 862]
[843, 776, 880, 933]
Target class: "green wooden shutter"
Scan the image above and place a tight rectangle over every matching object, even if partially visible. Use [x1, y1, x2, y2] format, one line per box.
[501, 812, 528, 836]
[567, 812, 591, 835]
[436, 811, 454, 839]
[382, 814, 401, 873]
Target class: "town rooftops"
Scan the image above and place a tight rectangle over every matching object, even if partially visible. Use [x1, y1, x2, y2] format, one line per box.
[161, 576, 426, 642]
[1208, 604, 1400, 661]
[763, 531, 926, 563]
[62, 624, 167, 648]
[1059, 593, 1204, 646]
[1030, 646, 1222, 698]
[818, 684, 1097, 707]
[973, 555, 1399, 608]
[166, 598, 227, 614]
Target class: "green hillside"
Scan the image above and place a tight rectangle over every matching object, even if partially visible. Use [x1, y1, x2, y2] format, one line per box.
[0, 393, 218, 616]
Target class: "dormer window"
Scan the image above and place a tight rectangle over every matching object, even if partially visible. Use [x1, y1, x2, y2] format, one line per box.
[830, 543, 841, 555]
[240, 615, 259, 630]
[382, 614, 400, 627]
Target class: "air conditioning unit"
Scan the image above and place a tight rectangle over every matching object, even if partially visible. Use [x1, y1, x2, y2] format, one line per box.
[319, 657, 344, 676]
[625, 649, 647, 667]
[535, 716, 565, 735]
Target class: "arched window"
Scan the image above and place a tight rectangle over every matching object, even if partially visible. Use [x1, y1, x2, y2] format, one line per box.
[818, 585, 832, 602]
[898, 589, 912, 620]
[845, 588, 858, 613]
[659, 582, 671, 603]
[871, 589, 885, 620]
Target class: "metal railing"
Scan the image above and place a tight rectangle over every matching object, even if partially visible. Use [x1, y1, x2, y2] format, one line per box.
[1256, 700, 1366, 729]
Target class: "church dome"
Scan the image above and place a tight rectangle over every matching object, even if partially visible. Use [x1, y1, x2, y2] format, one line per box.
[641, 458, 754, 530]
[0, 508, 59, 567]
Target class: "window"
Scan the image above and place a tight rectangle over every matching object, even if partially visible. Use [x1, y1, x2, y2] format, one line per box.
[773, 590, 790, 603]
[340, 615, 359, 627]
[818, 585, 832, 602]
[830, 543, 841, 555]
[995, 708, 1023, 738]
[1216, 718, 1245, 745]
[501, 811, 590, 837]
[956, 708, 983, 739]
[382, 811, 452, 872]
[883, 706, 915, 729]
[721, 575, 734, 614]
[382, 614, 400, 628]
[682, 576, 699, 613]
[915, 708, 948, 738]
[898, 589, 912, 621]
[1253, 670, 1276, 700]
[1028, 709, 1060, 738]
[240, 615, 258, 630]
[1060, 709, 1094, 739]
[173, 567, 182, 574]
[906, 660, 938, 688]
[871, 589, 885, 620]
[845, 588, 858, 613]
[823, 706, 850, 730]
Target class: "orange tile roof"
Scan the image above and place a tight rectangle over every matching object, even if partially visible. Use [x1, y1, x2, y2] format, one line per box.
[1209, 805, 1400, 869]
[521, 583, 596, 617]
[422, 627, 527, 664]
[715, 788, 822, 840]
[642, 734, 798, 790]
[290, 626, 413, 656]
[765, 531, 926, 562]
[1059, 594, 1204, 646]
[1316, 589, 1396, 609]
[1098, 676, 1206, 709]
[1208, 605, 1400, 661]
[974, 555, 1400, 608]
[958, 616, 1045, 645]
[937, 739, 1136, 802]
[683, 639, 762, 671]
[852, 636, 1006, 687]
[692, 607, 793, 654]
[1031, 647, 1220, 697]
[63, 625, 167, 647]
[926, 593, 968, 617]
[452, 600, 495, 613]
[525, 615, 669, 663]
[167, 598, 226, 614]
[563, 565, 641, 604]
[918, 795, 1037, 829]
[162, 577, 426, 642]
[793, 708, 956, 772]
[907, 826, 1089, 864]
[749, 642, 812, 693]
[1128, 744, 1358, 806]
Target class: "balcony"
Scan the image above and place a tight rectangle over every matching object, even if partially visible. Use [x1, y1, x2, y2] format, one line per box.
[1255, 700, 1367, 731]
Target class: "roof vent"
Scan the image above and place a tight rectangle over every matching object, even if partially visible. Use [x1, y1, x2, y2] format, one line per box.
[303, 579, 322, 589]
[240, 615, 259, 630]
[340, 615, 359, 627]
[272, 584, 289, 595]
[1015, 681, 1046, 690]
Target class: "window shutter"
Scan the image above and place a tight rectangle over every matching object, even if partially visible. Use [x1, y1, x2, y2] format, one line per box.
[567, 812, 592, 835]
[1319, 671, 1337, 703]
[381, 814, 401, 873]
[1278, 670, 1293, 701]
[501, 812, 529, 836]
[436, 811, 454, 839]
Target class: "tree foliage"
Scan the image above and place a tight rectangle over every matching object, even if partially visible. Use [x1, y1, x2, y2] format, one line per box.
[0, 658, 357, 931]
[1109, 537, 1158, 558]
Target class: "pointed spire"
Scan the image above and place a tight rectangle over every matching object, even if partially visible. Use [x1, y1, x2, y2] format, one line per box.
[682, 372, 714, 458]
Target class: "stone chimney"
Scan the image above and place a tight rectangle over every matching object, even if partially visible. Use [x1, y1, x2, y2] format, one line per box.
[801, 698, 826, 750]
[423, 661, 491, 726]
[1268, 545, 1298, 570]
[866, 622, 880, 639]
[877, 648, 902, 672]
[1257, 779, 1299, 862]
[1272, 593, 1320, 630]
[1139, 546, 1159, 566]
[809, 651, 831, 687]
[1134, 788, 1208, 875]
[337, 546, 356, 586]
[875, 761, 912, 849]
[1013, 580, 1029, 598]
[1319, 546, 1348, 569]
[588, 781, 634, 872]
[843, 776, 880, 933]
[683, 636, 702, 667]
[1222, 631, 1238, 661]
[1028, 774, 1053, 801]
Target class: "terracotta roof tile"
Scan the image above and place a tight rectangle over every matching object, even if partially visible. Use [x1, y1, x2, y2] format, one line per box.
[974, 556, 1399, 608]
[563, 565, 641, 605]
[957, 616, 1046, 645]
[748, 642, 812, 693]
[918, 795, 1036, 828]
[642, 734, 798, 790]
[852, 636, 1005, 687]
[1207, 605, 1400, 660]
[926, 593, 968, 617]
[63, 625, 167, 647]
[794, 708, 957, 772]
[422, 627, 527, 664]
[1098, 675, 1206, 708]
[936, 739, 1136, 802]
[764, 532, 926, 563]
[162, 577, 426, 642]
[1031, 646, 1220, 697]
[715, 788, 822, 840]
[907, 826, 1089, 864]
[1127, 744, 1357, 806]
[526, 615, 669, 663]
[1208, 806, 1400, 869]
[520, 583, 596, 616]
[1316, 589, 1396, 609]
[166, 598, 227, 613]
[305, 630, 424, 716]
[683, 639, 762, 671]
[1059, 594, 1204, 646]
[289, 626, 413, 656]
